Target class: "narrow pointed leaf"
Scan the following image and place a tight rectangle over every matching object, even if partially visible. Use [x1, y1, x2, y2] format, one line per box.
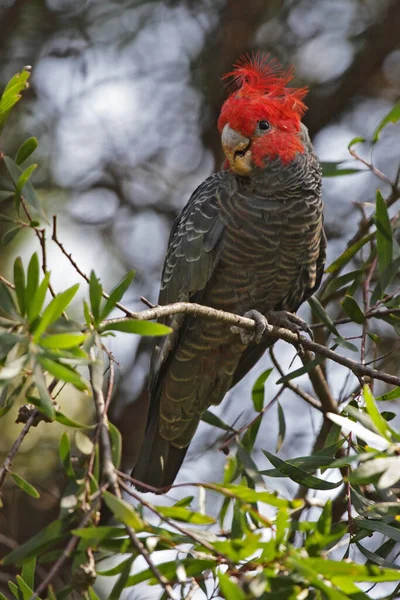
[15, 137, 38, 165]
[37, 356, 87, 391]
[375, 190, 393, 274]
[101, 319, 171, 336]
[89, 271, 102, 322]
[32, 362, 55, 420]
[28, 272, 50, 322]
[13, 256, 26, 315]
[341, 295, 365, 324]
[308, 296, 339, 335]
[100, 270, 135, 320]
[25, 252, 39, 313]
[33, 283, 79, 340]
[263, 450, 341, 490]
[39, 333, 86, 349]
[103, 491, 144, 529]
[373, 102, 400, 142]
[10, 471, 40, 498]
[251, 368, 272, 411]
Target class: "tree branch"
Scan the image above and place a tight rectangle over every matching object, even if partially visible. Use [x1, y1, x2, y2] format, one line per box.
[102, 303, 400, 387]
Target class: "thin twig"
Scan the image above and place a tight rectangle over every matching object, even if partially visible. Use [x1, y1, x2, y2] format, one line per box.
[310, 306, 400, 329]
[0, 275, 15, 289]
[124, 525, 179, 600]
[31, 497, 101, 600]
[89, 344, 118, 490]
[0, 411, 37, 492]
[269, 348, 322, 412]
[218, 386, 285, 452]
[20, 196, 57, 298]
[119, 479, 231, 565]
[52, 215, 135, 318]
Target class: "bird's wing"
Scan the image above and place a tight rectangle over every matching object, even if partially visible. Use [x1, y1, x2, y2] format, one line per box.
[150, 172, 227, 395]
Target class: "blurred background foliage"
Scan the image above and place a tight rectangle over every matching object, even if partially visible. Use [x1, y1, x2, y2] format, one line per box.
[1, 0, 400, 596]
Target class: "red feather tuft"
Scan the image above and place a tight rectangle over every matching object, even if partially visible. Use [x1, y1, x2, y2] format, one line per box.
[223, 52, 307, 116]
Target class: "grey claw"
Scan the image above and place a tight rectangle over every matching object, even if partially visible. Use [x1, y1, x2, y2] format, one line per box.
[242, 310, 268, 344]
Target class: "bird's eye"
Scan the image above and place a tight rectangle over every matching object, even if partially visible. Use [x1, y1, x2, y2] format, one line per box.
[258, 120, 270, 131]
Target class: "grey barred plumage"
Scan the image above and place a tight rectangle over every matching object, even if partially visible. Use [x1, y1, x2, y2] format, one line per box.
[132, 123, 325, 490]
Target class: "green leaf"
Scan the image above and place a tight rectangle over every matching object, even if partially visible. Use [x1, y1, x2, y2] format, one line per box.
[212, 483, 302, 509]
[371, 255, 400, 305]
[251, 368, 272, 411]
[109, 422, 122, 469]
[201, 410, 233, 432]
[10, 471, 40, 498]
[32, 362, 55, 420]
[154, 505, 215, 524]
[308, 296, 339, 335]
[15, 163, 38, 201]
[21, 557, 36, 592]
[2, 224, 23, 245]
[363, 384, 390, 439]
[71, 526, 127, 541]
[28, 272, 50, 322]
[317, 499, 332, 536]
[356, 542, 400, 569]
[25, 253, 39, 314]
[218, 572, 246, 600]
[376, 387, 400, 402]
[348, 136, 366, 149]
[37, 355, 87, 391]
[75, 431, 94, 455]
[276, 354, 325, 383]
[39, 333, 86, 349]
[321, 161, 363, 177]
[108, 557, 134, 600]
[15, 575, 33, 600]
[325, 232, 374, 274]
[59, 432, 74, 478]
[354, 518, 400, 544]
[0, 68, 31, 134]
[262, 450, 341, 490]
[33, 283, 79, 340]
[2, 519, 65, 565]
[88, 587, 101, 600]
[323, 269, 365, 296]
[2, 156, 46, 220]
[341, 295, 365, 324]
[8, 581, 19, 599]
[125, 558, 215, 587]
[261, 455, 335, 477]
[375, 189, 393, 274]
[15, 137, 38, 165]
[13, 256, 26, 315]
[100, 270, 135, 320]
[103, 491, 144, 529]
[89, 271, 102, 322]
[0, 355, 27, 381]
[333, 336, 358, 352]
[373, 102, 400, 142]
[55, 411, 91, 429]
[302, 557, 400, 582]
[101, 319, 172, 336]
[0, 281, 18, 318]
[326, 412, 390, 450]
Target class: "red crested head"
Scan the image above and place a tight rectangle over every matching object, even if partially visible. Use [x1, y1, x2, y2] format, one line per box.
[218, 54, 308, 175]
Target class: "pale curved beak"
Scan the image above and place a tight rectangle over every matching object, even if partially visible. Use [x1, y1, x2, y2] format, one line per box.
[221, 123, 252, 176]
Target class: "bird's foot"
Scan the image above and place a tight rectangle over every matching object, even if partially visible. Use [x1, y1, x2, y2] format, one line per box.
[266, 310, 313, 339]
[231, 309, 269, 344]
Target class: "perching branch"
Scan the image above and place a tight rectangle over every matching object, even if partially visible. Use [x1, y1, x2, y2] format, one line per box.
[102, 302, 400, 387]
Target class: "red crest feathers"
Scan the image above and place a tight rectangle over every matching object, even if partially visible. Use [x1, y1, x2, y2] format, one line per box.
[223, 53, 308, 116]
